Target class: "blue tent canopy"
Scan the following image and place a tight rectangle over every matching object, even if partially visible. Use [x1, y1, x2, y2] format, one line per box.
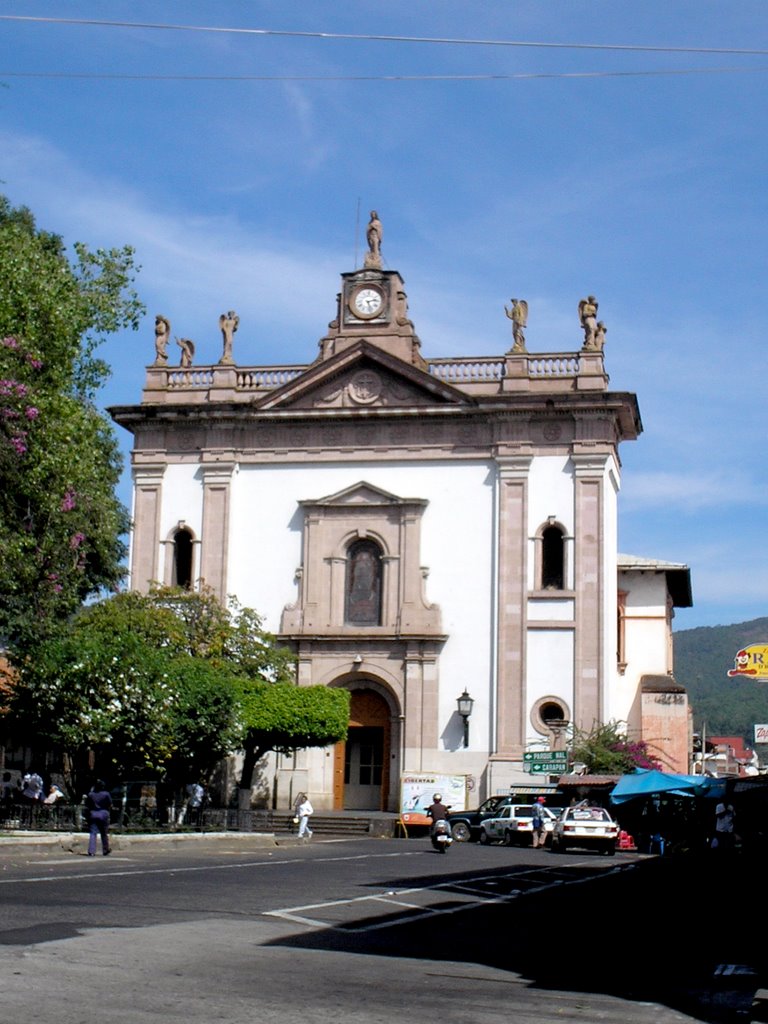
[610, 769, 724, 804]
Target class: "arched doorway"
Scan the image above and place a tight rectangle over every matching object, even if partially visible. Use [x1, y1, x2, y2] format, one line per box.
[334, 688, 392, 810]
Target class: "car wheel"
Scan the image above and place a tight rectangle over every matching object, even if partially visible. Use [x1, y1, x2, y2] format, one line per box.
[604, 843, 616, 856]
[451, 821, 471, 843]
[504, 829, 514, 847]
[479, 829, 490, 845]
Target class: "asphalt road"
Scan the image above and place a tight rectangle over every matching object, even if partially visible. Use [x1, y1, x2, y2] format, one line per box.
[0, 835, 762, 1023]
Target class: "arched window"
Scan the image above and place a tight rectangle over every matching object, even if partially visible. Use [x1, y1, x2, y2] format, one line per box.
[173, 527, 194, 589]
[345, 539, 383, 625]
[541, 524, 565, 590]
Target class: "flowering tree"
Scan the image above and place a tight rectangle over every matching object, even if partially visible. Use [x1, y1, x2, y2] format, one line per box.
[8, 588, 324, 801]
[0, 196, 143, 651]
[571, 720, 663, 775]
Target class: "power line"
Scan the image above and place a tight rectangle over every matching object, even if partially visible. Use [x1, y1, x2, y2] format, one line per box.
[1, 15, 768, 57]
[1, 67, 766, 82]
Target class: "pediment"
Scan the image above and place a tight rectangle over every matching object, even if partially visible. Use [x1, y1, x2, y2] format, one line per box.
[254, 341, 476, 411]
[301, 481, 427, 509]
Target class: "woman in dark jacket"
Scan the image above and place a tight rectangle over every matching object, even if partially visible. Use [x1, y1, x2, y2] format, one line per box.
[86, 780, 112, 856]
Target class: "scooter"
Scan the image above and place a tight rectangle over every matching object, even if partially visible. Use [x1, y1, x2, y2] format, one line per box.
[430, 819, 453, 853]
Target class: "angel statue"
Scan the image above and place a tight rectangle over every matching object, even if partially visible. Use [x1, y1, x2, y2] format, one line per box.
[176, 336, 195, 368]
[504, 298, 528, 353]
[578, 296, 599, 350]
[219, 310, 239, 364]
[154, 314, 171, 364]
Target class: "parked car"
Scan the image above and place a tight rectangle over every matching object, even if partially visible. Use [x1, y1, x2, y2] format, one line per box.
[446, 796, 516, 842]
[551, 804, 619, 855]
[478, 804, 558, 846]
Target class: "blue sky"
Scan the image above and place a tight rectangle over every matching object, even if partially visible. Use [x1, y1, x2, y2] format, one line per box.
[1, 2, 766, 630]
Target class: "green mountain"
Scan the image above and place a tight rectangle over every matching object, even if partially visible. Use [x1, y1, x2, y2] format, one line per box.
[673, 617, 768, 742]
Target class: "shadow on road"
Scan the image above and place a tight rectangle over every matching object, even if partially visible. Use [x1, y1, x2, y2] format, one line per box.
[268, 851, 764, 1023]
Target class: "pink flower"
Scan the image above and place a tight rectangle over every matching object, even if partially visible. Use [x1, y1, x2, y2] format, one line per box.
[61, 490, 77, 511]
[25, 406, 39, 420]
[1, 337, 18, 349]
[9, 435, 27, 455]
[69, 532, 86, 549]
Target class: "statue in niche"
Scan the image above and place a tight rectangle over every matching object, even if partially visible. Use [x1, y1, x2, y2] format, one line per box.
[364, 210, 383, 269]
[176, 336, 195, 368]
[578, 296, 599, 350]
[219, 311, 239, 364]
[504, 298, 528, 353]
[154, 315, 171, 364]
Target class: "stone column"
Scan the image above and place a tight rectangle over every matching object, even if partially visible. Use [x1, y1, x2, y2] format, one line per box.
[130, 464, 165, 593]
[199, 463, 235, 600]
[494, 456, 532, 757]
[572, 453, 608, 730]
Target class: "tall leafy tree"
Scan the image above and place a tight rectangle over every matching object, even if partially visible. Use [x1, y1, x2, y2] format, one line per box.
[0, 196, 143, 651]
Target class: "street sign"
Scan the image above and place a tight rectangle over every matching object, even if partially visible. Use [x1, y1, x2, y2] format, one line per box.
[523, 750, 568, 774]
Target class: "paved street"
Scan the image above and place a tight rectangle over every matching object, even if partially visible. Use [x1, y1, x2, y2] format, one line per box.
[0, 835, 763, 1023]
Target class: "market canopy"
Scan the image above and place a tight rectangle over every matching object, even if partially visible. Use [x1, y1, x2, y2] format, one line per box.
[610, 769, 724, 804]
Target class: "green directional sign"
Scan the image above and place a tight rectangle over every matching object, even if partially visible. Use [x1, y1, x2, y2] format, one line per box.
[523, 750, 568, 774]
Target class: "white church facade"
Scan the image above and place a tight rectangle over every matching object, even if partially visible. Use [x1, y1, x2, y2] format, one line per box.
[111, 225, 692, 810]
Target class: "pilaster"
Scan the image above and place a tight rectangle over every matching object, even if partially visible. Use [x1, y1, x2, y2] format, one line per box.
[572, 453, 608, 729]
[494, 456, 532, 757]
[130, 464, 165, 592]
[199, 462, 236, 599]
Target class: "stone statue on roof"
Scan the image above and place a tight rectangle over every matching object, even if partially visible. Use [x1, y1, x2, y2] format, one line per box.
[219, 311, 239, 365]
[578, 296, 599, 350]
[176, 336, 195, 368]
[504, 298, 528, 353]
[154, 315, 170, 364]
[364, 210, 383, 269]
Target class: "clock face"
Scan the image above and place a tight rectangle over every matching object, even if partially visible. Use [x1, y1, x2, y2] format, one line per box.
[351, 286, 384, 318]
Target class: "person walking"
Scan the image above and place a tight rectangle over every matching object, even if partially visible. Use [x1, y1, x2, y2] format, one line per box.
[295, 793, 314, 839]
[85, 780, 112, 856]
[531, 796, 547, 848]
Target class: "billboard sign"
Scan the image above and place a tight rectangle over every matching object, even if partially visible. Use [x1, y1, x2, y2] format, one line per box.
[755, 724, 768, 744]
[399, 773, 468, 826]
[727, 644, 768, 680]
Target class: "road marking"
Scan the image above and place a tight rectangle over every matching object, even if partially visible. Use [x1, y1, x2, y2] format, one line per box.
[0, 849, 424, 885]
[264, 862, 629, 933]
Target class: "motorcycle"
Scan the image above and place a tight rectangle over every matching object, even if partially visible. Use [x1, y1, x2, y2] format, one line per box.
[430, 819, 453, 853]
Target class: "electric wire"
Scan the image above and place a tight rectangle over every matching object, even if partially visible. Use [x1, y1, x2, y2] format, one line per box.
[0, 67, 765, 82]
[1, 14, 768, 57]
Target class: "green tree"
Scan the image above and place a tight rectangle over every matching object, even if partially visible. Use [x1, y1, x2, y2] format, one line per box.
[0, 196, 144, 651]
[572, 720, 663, 775]
[236, 682, 350, 791]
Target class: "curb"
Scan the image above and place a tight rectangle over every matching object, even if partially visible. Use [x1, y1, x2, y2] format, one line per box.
[0, 830, 295, 855]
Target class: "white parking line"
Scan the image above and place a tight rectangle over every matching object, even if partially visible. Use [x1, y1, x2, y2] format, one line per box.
[264, 863, 631, 933]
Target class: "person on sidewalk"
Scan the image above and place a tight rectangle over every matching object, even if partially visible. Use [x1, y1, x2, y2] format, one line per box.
[85, 780, 112, 856]
[295, 793, 314, 839]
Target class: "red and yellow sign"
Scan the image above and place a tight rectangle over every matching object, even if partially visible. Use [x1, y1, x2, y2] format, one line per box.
[727, 644, 768, 680]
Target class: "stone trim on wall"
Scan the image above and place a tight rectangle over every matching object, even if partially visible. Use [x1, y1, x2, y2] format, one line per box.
[130, 464, 165, 593]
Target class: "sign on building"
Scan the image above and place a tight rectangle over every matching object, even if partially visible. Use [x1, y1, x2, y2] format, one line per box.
[399, 773, 468, 826]
[523, 750, 568, 774]
[754, 724, 768, 744]
[727, 644, 768, 680]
